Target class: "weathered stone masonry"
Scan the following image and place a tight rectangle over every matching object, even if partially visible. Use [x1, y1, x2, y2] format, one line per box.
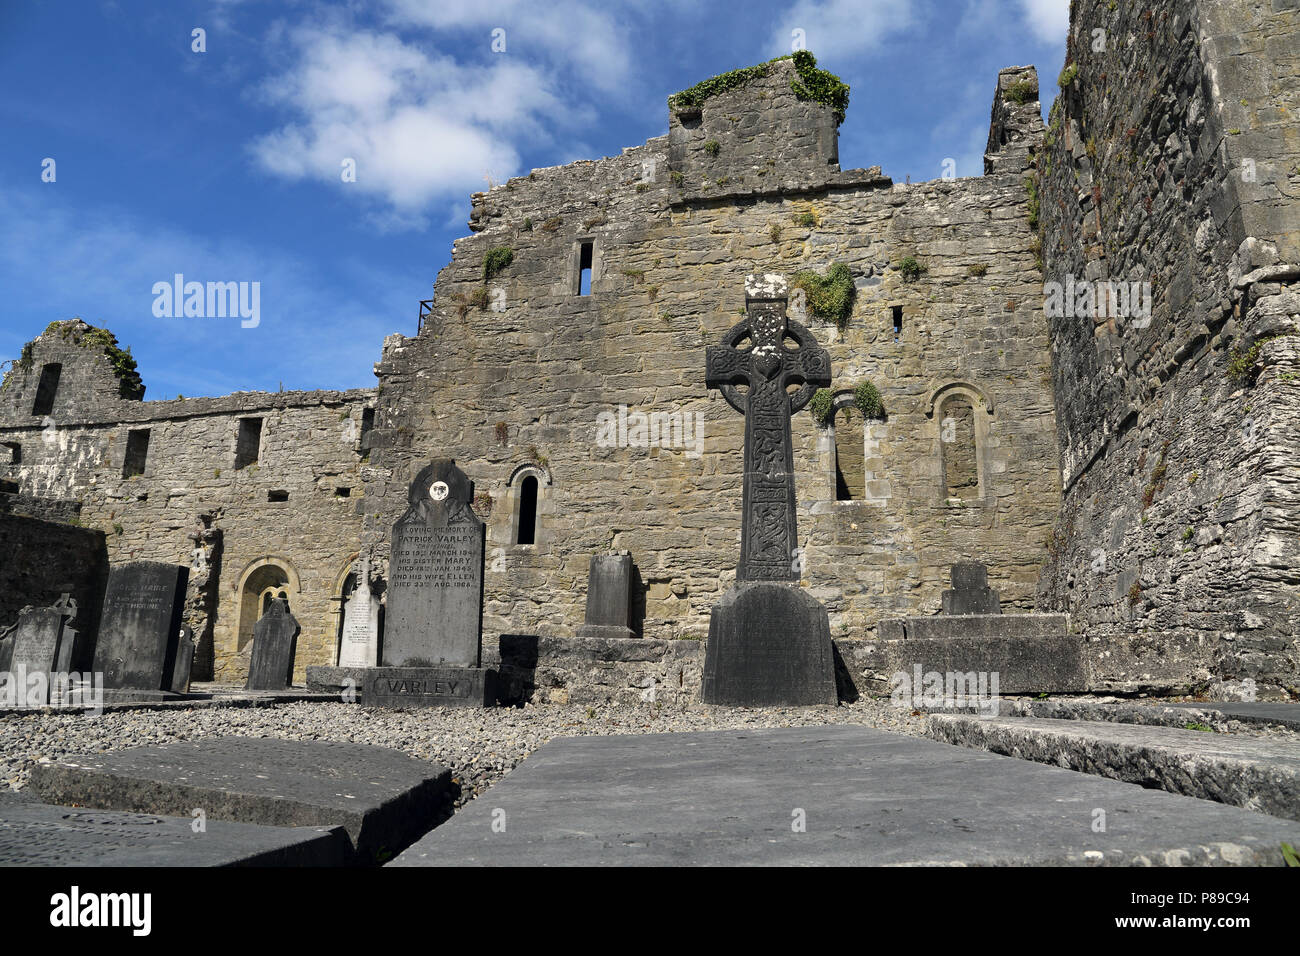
[361, 58, 1062, 651]
[0, 320, 375, 682]
[1035, 0, 1300, 697]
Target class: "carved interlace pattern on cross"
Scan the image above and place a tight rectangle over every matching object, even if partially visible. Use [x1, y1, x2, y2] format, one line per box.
[705, 297, 831, 582]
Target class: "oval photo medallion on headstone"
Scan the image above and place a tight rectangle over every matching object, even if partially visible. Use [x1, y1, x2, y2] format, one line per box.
[429, 481, 450, 501]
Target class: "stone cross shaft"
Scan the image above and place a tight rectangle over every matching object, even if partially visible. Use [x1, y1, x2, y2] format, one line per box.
[706, 274, 831, 582]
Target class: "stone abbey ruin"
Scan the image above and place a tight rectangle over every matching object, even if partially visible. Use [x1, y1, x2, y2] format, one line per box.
[3, 0, 1299, 704]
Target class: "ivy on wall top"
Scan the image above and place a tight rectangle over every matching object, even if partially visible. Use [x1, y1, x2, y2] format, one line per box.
[668, 51, 850, 126]
[791, 262, 855, 330]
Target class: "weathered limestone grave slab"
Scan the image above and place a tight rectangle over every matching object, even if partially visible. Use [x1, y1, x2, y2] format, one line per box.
[927, 714, 1300, 821]
[577, 553, 636, 640]
[170, 625, 195, 694]
[701, 274, 836, 707]
[0, 603, 75, 705]
[29, 736, 453, 864]
[92, 561, 188, 694]
[246, 598, 298, 690]
[338, 550, 380, 668]
[869, 562, 1086, 695]
[0, 798, 351, 866]
[392, 726, 1299, 866]
[368, 459, 496, 707]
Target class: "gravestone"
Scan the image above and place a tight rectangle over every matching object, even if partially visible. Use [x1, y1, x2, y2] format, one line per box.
[367, 459, 495, 707]
[0, 606, 65, 705]
[577, 552, 635, 639]
[338, 550, 381, 668]
[701, 274, 836, 706]
[91, 561, 188, 692]
[941, 561, 1001, 615]
[170, 625, 195, 694]
[246, 598, 298, 690]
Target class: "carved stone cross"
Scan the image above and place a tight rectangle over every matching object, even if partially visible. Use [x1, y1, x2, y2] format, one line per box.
[706, 274, 831, 582]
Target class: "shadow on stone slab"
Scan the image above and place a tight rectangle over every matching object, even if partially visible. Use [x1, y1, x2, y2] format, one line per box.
[28, 737, 452, 865]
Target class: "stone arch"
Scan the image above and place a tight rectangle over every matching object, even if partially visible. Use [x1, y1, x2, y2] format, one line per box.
[329, 552, 360, 664]
[234, 556, 300, 653]
[829, 391, 866, 501]
[924, 382, 992, 501]
[507, 464, 551, 546]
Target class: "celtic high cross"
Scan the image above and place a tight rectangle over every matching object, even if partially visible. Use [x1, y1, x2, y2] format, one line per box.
[705, 274, 831, 582]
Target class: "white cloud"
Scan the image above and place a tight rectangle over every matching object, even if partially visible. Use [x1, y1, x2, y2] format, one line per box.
[247, 23, 573, 227]
[1019, 0, 1068, 44]
[771, 0, 918, 62]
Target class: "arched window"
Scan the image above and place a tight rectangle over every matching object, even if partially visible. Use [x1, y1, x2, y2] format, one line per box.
[235, 560, 295, 653]
[939, 396, 978, 499]
[517, 475, 538, 544]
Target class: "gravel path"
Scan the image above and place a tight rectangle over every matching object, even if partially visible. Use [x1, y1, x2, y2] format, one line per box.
[0, 698, 926, 806]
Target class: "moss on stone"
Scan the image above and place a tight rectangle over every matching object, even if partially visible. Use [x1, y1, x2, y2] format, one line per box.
[791, 262, 855, 330]
[668, 51, 850, 125]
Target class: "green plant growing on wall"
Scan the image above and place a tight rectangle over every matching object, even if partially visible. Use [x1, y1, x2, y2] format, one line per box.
[1004, 79, 1038, 104]
[1228, 334, 1289, 385]
[1025, 175, 1040, 230]
[702, 140, 721, 157]
[896, 256, 927, 282]
[793, 207, 820, 228]
[791, 263, 855, 330]
[1058, 63, 1079, 88]
[667, 51, 850, 125]
[809, 388, 833, 426]
[669, 170, 684, 187]
[482, 247, 513, 281]
[853, 381, 883, 419]
[967, 263, 988, 277]
[768, 223, 782, 243]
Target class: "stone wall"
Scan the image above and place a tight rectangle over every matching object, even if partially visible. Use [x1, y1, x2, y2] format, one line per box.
[0, 321, 377, 682]
[362, 63, 1061, 649]
[1035, 0, 1300, 696]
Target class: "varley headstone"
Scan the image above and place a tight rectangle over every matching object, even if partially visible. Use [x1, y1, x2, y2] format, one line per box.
[93, 562, 188, 692]
[246, 599, 298, 691]
[577, 553, 635, 639]
[338, 550, 381, 668]
[701, 274, 837, 706]
[368, 459, 495, 708]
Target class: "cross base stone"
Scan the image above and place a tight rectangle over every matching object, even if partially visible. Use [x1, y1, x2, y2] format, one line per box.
[702, 583, 837, 706]
[364, 666, 498, 709]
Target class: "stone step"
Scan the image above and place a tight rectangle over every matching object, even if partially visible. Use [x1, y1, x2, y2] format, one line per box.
[29, 736, 452, 864]
[926, 715, 1300, 821]
[392, 726, 1299, 866]
[1006, 698, 1300, 732]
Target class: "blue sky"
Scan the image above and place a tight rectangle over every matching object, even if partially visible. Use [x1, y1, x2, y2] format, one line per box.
[0, 0, 1067, 399]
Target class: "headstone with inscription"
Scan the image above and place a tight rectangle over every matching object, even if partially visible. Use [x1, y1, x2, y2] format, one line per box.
[701, 274, 837, 706]
[577, 553, 636, 639]
[246, 599, 299, 691]
[367, 459, 496, 708]
[338, 551, 381, 668]
[92, 561, 188, 693]
[0, 606, 67, 705]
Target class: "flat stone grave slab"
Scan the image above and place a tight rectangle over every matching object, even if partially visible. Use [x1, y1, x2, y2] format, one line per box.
[927, 715, 1300, 821]
[29, 737, 452, 864]
[391, 726, 1299, 866]
[0, 798, 350, 866]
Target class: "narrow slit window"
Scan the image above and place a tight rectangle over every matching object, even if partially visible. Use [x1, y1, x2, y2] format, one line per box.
[235, 418, 263, 469]
[31, 363, 61, 417]
[577, 241, 593, 296]
[3, 442, 19, 465]
[516, 475, 538, 544]
[122, 429, 151, 478]
[359, 407, 375, 455]
[268, 489, 289, 502]
[891, 306, 903, 342]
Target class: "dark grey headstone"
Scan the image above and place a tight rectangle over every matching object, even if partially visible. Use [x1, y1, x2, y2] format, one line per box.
[577, 553, 635, 639]
[93, 561, 188, 691]
[384, 459, 485, 667]
[246, 599, 298, 690]
[0, 798, 350, 867]
[701, 582, 836, 706]
[170, 625, 195, 694]
[28, 737, 453, 864]
[941, 561, 1001, 614]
